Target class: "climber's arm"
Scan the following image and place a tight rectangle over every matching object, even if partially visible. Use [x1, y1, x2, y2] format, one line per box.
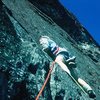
[55, 55, 71, 75]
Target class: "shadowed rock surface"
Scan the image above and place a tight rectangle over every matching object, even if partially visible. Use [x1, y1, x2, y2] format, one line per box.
[0, 0, 100, 100]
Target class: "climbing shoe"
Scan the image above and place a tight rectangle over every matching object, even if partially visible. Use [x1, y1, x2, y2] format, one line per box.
[68, 62, 76, 68]
[88, 90, 96, 98]
[66, 56, 76, 63]
[65, 56, 76, 68]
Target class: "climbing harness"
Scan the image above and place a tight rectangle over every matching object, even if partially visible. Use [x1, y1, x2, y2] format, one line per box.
[35, 61, 56, 100]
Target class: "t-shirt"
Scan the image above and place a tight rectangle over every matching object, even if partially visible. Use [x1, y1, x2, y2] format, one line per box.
[44, 40, 69, 60]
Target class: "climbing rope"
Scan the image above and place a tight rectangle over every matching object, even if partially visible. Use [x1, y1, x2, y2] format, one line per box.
[35, 61, 56, 100]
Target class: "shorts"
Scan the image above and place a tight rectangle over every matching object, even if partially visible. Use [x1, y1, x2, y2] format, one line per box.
[56, 51, 70, 60]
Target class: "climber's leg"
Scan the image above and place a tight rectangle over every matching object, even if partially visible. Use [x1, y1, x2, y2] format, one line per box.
[69, 68, 96, 98]
[78, 78, 92, 91]
[55, 55, 96, 98]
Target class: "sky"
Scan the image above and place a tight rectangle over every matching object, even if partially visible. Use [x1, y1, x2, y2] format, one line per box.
[59, 0, 100, 45]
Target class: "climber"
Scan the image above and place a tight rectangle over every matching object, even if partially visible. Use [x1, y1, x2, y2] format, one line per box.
[39, 36, 96, 98]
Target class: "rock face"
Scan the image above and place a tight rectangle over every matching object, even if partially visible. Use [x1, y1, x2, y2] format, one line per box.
[0, 0, 100, 100]
[28, 0, 99, 45]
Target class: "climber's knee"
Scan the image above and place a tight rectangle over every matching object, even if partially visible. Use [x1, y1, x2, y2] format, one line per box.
[55, 54, 64, 62]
